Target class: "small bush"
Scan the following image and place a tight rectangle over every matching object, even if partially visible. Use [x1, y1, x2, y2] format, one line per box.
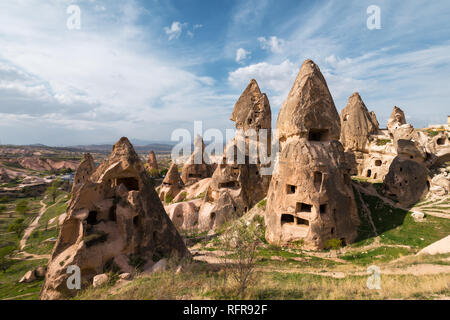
[257, 199, 267, 209]
[376, 139, 391, 146]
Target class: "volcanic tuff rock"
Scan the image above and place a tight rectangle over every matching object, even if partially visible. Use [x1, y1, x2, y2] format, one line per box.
[181, 135, 215, 186]
[159, 163, 184, 203]
[276, 59, 340, 143]
[231, 79, 271, 132]
[146, 151, 159, 171]
[40, 137, 189, 300]
[265, 59, 359, 250]
[384, 157, 430, 207]
[387, 106, 406, 136]
[340, 92, 379, 152]
[72, 153, 95, 193]
[197, 79, 272, 231]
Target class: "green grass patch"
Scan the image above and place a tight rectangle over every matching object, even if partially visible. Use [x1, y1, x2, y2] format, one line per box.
[341, 246, 412, 265]
[0, 258, 48, 300]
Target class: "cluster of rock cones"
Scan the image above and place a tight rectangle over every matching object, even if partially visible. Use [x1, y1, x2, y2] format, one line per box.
[40, 59, 450, 299]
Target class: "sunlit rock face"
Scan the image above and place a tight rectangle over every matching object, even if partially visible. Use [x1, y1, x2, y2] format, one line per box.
[265, 59, 359, 250]
[40, 137, 189, 300]
[198, 79, 272, 231]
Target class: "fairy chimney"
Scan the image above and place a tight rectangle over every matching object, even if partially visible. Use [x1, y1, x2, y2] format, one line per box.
[198, 79, 272, 230]
[265, 59, 359, 250]
[340, 92, 379, 152]
[160, 163, 184, 203]
[181, 135, 215, 186]
[146, 151, 158, 171]
[72, 153, 95, 193]
[40, 137, 189, 300]
[387, 106, 406, 136]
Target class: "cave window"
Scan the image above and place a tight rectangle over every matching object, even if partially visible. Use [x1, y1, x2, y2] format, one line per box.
[331, 228, 335, 235]
[314, 172, 322, 190]
[375, 160, 382, 167]
[248, 118, 253, 125]
[109, 205, 117, 222]
[116, 177, 139, 191]
[426, 181, 430, 191]
[281, 214, 295, 225]
[87, 211, 98, 225]
[437, 138, 445, 145]
[133, 215, 140, 227]
[219, 181, 239, 189]
[297, 203, 312, 213]
[340, 238, 347, 246]
[367, 169, 372, 178]
[400, 167, 403, 172]
[296, 217, 309, 226]
[410, 156, 414, 159]
[308, 129, 330, 142]
[320, 204, 327, 214]
[373, 173, 378, 179]
[286, 184, 296, 194]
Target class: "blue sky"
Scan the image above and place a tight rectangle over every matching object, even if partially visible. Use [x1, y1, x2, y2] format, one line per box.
[0, 0, 449, 146]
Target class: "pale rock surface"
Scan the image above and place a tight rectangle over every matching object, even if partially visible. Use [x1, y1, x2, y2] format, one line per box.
[93, 274, 109, 288]
[40, 137, 189, 300]
[198, 79, 272, 231]
[159, 163, 184, 203]
[265, 60, 359, 250]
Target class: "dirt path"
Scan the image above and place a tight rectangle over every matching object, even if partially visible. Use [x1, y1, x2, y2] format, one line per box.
[11, 251, 51, 261]
[19, 197, 58, 251]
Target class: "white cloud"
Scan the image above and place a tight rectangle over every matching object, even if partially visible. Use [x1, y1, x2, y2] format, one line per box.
[235, 48, 251, 64]
[229, 60, 298, 107]
[0, 1, 233, 145]
[164, 21, 186, 40]
[258, 36, 285, 53]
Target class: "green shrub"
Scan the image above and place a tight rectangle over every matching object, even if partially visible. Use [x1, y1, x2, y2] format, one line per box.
[7, 218, 26, 239]
[257, 199, 267, 209]
[15, 200, 29, 215]
[376, 139, 391, 146]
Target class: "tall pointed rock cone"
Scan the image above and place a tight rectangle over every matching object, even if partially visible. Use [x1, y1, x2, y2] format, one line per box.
[40, 137, 189, 300]
[72, 153, 95, 193]
[181, 135, 214, 186]
[160, 162, 184, 203]
[231, 79, 271, 131]
[340, 92, 379, 152]
[198, 79, 272, 231]
[277, 59, 340, 142]
[387, 106, 407, 135]
[146, 151, 158, 171]
[265, 59, 359, 250]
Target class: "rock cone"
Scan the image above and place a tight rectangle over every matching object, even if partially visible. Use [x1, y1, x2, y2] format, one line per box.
[40, 137, 189, 300]
[265, 59, 359, 250]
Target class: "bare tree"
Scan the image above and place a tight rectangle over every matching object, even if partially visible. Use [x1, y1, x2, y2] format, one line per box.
[219, 218, 263, 298]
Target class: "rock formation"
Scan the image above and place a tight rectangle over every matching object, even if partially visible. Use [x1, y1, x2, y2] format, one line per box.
[72, 153, 95, 193]
[384, 157, 430, 206]
[146, 151, 159, 171]
[340, 92, 379, 152]
[276, 62, 340, 145]
[387, 106, 406, 136]
[265, 59, 359, 250]
[40, 137, 189, 300]
[159, 163, 184, 203]
[197, 79, 272, 230]
[181, 135, 215, 186]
